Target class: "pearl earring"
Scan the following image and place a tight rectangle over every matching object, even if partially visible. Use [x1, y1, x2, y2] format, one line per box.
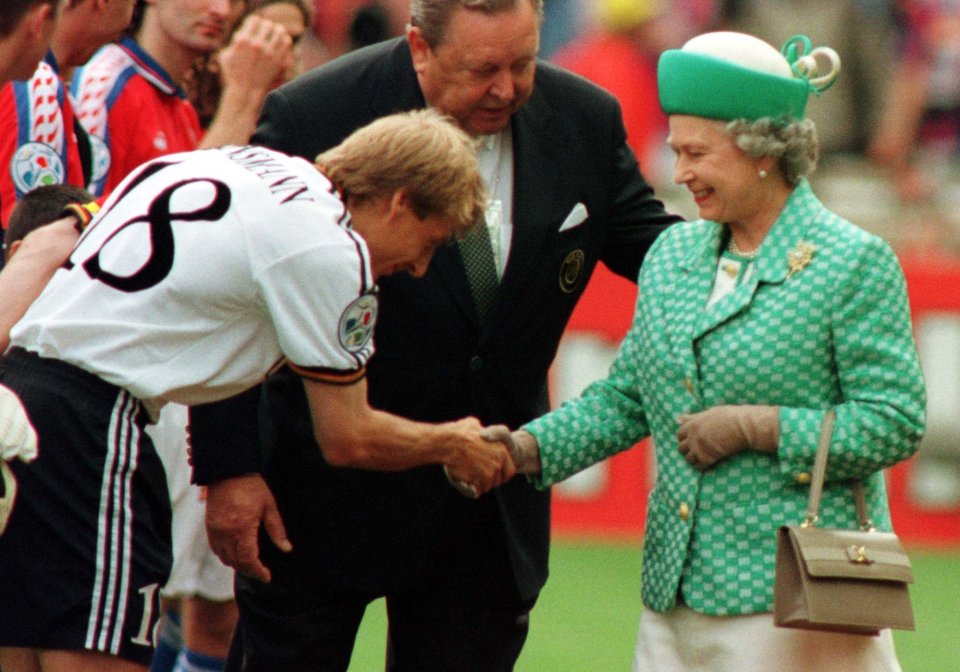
[759, 169, 768, 178]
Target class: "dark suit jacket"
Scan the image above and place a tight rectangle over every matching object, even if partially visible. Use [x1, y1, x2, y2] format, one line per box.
[192, 37, 678, 602]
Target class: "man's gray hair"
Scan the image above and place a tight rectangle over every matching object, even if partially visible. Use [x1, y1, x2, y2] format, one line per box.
[410, 0, 543, 48]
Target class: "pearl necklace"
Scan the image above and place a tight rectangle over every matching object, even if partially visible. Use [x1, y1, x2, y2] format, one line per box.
[727, 236, 758, 259]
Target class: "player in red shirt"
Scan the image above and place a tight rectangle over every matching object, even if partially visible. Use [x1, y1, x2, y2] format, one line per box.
[0, 0, 136, 231]
[0, 56, 87, 227]
[73, 0, 294, 198]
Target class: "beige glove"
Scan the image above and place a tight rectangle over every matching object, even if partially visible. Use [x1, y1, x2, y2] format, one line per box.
[677, 405, 779, 471]
[480, 425, 542, 474]
[443, 466, 479, 499]
[0, 384, 38, 536]
[0, 461, 16, 536]
[0, 384, 37, 464]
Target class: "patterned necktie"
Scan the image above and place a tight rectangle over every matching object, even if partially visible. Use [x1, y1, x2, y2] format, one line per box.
[458, 219, 498, 320]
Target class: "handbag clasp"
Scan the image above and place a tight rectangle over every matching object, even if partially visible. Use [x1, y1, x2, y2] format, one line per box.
[847, 544, 873, 564]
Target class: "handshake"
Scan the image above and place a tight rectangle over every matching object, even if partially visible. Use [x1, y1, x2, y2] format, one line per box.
[442, 422, 541, 499]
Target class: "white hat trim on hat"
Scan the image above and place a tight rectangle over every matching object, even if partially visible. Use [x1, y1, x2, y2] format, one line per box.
[683, 31, 793, 79]
[657, 31, 841, 121]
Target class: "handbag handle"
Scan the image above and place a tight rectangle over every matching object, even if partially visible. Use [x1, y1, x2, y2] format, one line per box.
[802, 409, 874, 530]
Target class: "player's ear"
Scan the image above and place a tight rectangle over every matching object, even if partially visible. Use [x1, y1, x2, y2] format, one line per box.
[27, 1, 56, 32]
[386, 189, 409, 222]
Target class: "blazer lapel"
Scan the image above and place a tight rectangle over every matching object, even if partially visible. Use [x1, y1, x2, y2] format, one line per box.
[489, 85, 559, 321]
[431, 240, 481, 326]
[432, 80, 560, 330]
[690, 180, 821, 342]
[674, 224, 723, 357]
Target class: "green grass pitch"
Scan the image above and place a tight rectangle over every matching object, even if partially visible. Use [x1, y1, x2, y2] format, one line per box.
[347, 539, 960, 671]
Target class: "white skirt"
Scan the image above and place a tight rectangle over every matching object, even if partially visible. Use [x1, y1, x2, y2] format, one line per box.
[633, 605, 901, 672]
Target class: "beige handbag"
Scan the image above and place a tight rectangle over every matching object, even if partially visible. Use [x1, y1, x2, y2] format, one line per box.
[773, 410, 915, 636]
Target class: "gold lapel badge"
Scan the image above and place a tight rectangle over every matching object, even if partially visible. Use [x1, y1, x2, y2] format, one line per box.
[787, 241, 816, 278]
[559, 249, 585, 293]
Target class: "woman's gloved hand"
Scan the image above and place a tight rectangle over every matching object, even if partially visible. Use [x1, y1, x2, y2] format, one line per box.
[677, 405, 779, 470]
[480, 425, 542, 475]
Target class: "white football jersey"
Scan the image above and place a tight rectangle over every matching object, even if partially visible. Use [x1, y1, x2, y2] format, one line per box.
[11, 146, 378, 406]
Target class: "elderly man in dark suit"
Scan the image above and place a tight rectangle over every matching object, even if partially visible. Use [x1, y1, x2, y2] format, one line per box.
[195, 1, 680, 670]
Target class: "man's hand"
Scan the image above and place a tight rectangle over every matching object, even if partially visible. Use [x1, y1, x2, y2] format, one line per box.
[442, 418, 515, 496]
[219, 14, 294, 98]
[205, 474, 292, 582]
[677, 405, 779, 471]
[0, 384, 37, 463]
[200, 15, 294, 149]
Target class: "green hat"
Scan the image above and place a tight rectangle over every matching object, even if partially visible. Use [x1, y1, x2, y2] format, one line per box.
[657, 32, 841, 121]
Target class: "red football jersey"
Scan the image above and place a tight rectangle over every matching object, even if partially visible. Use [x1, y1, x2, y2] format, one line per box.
[72, 38, 202, 199]
[0, 52, 87, 227]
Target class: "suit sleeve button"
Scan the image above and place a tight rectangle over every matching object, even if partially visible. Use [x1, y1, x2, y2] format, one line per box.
[469, 356, 483, 371]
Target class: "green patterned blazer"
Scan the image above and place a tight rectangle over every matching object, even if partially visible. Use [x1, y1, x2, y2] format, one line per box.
[526, 180, 926, 615]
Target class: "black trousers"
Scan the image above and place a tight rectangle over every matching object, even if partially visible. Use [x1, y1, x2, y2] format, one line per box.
[225, 491, 536, 672]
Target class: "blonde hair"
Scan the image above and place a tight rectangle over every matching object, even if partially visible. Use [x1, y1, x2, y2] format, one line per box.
[316, 109, 485, 237]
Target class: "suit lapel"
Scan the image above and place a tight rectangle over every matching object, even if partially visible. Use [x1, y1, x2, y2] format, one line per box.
[431, 239, 480, 325]
[430, 78, 560, 329]
[689, 180, 821, 342]
[672, 225, 722, 369]
[489, 85, 558, 323]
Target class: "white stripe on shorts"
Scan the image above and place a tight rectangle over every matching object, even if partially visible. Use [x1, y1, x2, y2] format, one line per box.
[85, 390, 141, 654]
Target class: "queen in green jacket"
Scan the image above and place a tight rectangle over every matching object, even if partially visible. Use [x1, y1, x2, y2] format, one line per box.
[487, 31, 925, 672]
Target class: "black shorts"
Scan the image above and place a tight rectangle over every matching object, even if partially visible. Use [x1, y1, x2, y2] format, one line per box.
[0, 349, 172, 665]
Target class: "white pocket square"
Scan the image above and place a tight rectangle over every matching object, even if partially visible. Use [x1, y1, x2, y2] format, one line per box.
[558, 202, 589, 232]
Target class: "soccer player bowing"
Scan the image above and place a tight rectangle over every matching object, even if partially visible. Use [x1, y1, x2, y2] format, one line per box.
[0, 109, 513, 672]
